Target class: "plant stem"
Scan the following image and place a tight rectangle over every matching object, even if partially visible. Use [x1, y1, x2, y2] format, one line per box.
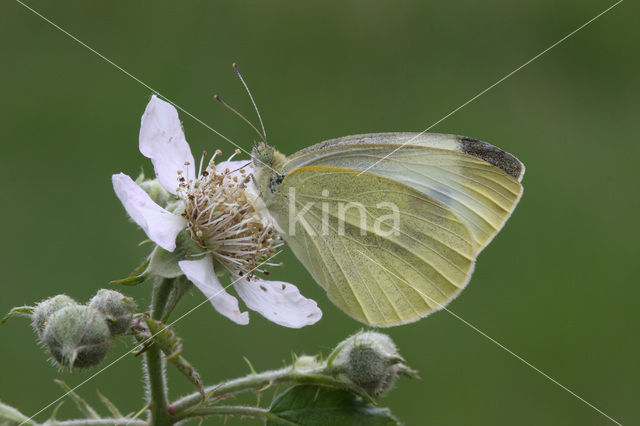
[174, 405, 268, 421]
[170, 365, 371, 416]
[146, 278, 174, 426]
[41, 419, 147, 426]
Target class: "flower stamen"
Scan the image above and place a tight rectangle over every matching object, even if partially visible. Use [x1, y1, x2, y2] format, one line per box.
[176, 153, 282, 279]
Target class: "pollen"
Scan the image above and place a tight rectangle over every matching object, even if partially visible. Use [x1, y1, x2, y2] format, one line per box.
[176, 152, 282, 278]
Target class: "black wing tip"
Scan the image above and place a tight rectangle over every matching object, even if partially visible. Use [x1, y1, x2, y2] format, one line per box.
[458, 136, 524, 181]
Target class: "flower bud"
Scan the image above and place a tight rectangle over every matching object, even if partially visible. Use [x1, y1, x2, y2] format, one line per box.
[31, 295, 78, 338]
[42, 305, 112, 371]
[328, 331, 407, 398]
[294, 355, 322, 372]
[136, 176, 170, 207]
[89, 289, 137, 336]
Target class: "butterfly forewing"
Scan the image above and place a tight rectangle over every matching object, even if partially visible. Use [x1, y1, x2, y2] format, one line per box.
[254, 132, 524, 326]
[282, 133, 524, 254]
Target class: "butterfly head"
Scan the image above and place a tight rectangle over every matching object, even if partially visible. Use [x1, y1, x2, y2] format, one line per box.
[252, 141, 275, 168]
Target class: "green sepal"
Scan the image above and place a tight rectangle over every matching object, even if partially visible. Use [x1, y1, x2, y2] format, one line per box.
[161, 276, 193, 323]
[136, 317, 205, 400]
[55, 379, 99, 418]
[110, 259, 150, 287]
[267, 385, 400, 426]
[398, 364, 421, 380]
[113, 230, 206, 286]
[0, 306, 34, 326]
[147, 231, 206, 279]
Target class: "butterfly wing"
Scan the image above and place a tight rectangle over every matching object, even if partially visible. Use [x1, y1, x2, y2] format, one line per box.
[281, 133, 524, 254]
[267, 166, 475, 327]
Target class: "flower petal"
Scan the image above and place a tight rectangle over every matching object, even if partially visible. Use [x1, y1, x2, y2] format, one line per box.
[112, 173, 186, 252]
[217, 160, 254, 177]
[234, 278, 322, 328]
[139, 95, 195, 194]
[179, 256, 249, 325]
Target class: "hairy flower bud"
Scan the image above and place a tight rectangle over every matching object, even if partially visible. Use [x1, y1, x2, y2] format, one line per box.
[136, 176, 171, 207]
[31, 295, 78, 338]
[42, 305, 112, 371]
[294, 355, 322, 372]
[328, 331, 408, 398]
[89, 289, 137, 336]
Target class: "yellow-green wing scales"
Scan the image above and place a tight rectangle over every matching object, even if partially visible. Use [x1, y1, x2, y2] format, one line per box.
[281, 133, 524, 254]
[267, 166, 475, 327]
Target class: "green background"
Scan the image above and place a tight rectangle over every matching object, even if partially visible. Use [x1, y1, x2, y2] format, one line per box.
[1, 1, 638, 424]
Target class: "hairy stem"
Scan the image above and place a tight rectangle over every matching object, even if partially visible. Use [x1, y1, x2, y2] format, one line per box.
[42, 419, 147, 425]
[170, 365, 369, 416]
[174, 405, 268, 421]
[146, 278, 174, 425]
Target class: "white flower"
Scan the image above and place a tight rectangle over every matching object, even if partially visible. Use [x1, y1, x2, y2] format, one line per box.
[112, 95, 321, 328]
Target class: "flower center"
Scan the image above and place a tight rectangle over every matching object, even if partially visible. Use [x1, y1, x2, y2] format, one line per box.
[176, 150, 283, 278]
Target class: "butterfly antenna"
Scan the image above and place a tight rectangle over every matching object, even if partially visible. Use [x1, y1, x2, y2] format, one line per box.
[213, 94, 266, 143]
[233, 62, 268, 143]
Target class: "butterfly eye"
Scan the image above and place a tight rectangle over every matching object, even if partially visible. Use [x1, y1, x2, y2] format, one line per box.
[252, 141, 275, 167]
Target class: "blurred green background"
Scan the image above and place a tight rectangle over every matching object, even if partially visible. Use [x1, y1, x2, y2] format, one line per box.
[1, 0, 638, 424]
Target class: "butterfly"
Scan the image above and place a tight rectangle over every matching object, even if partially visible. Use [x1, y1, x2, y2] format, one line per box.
[217, 64, 524, 327]
[251, 133, 524, 327]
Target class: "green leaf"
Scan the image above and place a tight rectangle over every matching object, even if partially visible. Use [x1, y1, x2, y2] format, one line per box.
[54, 379, 99, 418]
[0, 306, 34, 326]
[267, 385, 400, 426]
[0, 399, 36, 425]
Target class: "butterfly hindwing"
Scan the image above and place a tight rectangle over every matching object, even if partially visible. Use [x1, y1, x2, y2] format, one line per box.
[267, 166, 475, 327]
